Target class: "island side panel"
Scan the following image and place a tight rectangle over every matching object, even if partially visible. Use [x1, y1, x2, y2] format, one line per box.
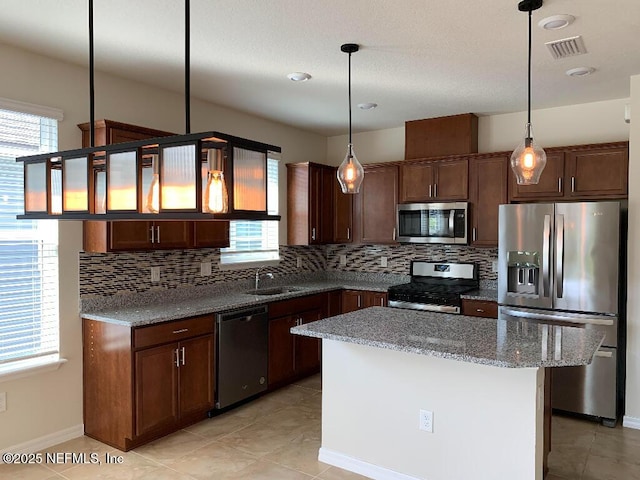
[319, 339, 544, 480]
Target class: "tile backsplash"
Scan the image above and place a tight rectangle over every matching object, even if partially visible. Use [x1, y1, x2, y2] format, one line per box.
[79, 243, 497, 308]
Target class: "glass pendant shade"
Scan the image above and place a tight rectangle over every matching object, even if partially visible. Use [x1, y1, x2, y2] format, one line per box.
[145, 154, 160, 213]
[337, 143, 364, 194]
[202, 148, 228, 213]
[511, 123, 547, 185]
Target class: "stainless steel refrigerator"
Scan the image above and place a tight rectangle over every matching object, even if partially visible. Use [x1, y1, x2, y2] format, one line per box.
[498, 201, 623, 425]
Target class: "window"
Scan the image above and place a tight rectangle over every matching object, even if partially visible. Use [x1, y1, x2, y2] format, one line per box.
[220, 153, 279, 266]
[0, 105, 59, 371]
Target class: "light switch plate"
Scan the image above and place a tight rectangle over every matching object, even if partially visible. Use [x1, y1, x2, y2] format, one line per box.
[151, 266, 161, 283]
[380, 256, 388, 268]
[0, 392, 6, 413]
[339, 254, 347, 266]
[297, 257, 302, 268]
[200, 261, 212, 276]
[492, 260, 498, 273]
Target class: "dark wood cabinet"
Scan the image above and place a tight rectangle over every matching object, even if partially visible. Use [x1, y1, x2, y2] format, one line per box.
[341, 290, 388, 313]
[355, 164, 398, 244]
[469, 155, 508, 247]
[461, 299, 498, 319]
[334, 187, 354, 243]
[83, 315, 215, 451]
[268, 293, 327, 388]
[79, 119, 229, 252]
[405, 114, 478, 160]
[509, 142, 628, 202]
[399, 158, 468, 202]
[287, 162, 337, 245]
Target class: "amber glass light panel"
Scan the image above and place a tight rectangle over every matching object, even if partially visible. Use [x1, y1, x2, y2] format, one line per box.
[63, 156, 89, 211]
[202, 149, 228, 214]
[233, 147, 266, 211]
[160, 145, 196, 210]
[24, 162, 47, 213]
[107, 150, 138, 211]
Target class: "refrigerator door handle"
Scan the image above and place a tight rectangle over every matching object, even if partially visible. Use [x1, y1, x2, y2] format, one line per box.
[500, 306, 615, 326]
[556, 214, 565, 299]
[542, 214, 551, 297]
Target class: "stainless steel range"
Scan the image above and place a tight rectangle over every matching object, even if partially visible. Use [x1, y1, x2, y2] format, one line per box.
[388, 261, 478, 314]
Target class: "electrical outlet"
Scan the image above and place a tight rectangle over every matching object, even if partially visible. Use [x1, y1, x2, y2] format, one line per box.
[200, 261, 212, 276]
[297, 257, 302, 268]
[151, 266, 161, 283]
[0, 392, 6, 413]
[339, 254, 347, 266]
[380, 256, 388, 267]
[419, 409, 433, 433]
[492, 260, 499, 273]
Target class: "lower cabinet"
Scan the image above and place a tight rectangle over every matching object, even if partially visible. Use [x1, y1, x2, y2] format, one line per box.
[461, 299, 498, 318]
[83, 315, 215, 451]
[341, 289, 388, 313]
[268, 293, 326, 388]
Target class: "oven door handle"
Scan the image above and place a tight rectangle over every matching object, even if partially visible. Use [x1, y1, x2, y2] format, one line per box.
[449, 209, 455, 236]
[388, 300, 460, 314]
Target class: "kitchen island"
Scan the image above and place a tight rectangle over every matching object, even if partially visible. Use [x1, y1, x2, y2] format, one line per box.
[291, 307, 604, 480]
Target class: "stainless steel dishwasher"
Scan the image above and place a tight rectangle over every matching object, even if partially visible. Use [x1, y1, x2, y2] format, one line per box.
[216, 305, 268, 409]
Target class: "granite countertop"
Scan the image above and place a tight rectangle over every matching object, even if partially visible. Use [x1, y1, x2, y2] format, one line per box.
[290, 306, 604, 369]
[81, 278, 400, 327]
[461, 288, 498, 302]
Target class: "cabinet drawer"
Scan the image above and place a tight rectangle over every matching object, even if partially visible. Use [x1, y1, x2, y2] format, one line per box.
[268, 293, 327, 319]
[134, 315, 214, 349]
[461, 299, 498, 318]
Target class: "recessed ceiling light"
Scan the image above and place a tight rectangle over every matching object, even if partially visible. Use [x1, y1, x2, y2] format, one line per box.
[566, 67, 595, 77]
[287, 72, 312, 82]
[538, 14, 575, 30]
[357, 103, 378, 110]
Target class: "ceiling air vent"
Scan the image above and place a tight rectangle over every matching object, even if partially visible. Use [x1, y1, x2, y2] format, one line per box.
[545, 35, 587, 59]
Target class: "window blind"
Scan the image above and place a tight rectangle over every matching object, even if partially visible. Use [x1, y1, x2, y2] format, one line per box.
[0, 108, 59, 366]
[221, 155, 280, 265]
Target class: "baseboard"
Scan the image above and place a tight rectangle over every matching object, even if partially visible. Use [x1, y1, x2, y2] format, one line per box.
[319, 447, 420, 480]
[1, 424, 84, 456]
[623, 415, 640, 430]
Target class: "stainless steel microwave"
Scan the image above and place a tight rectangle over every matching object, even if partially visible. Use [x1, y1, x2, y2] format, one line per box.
[397, 202, 468, 244]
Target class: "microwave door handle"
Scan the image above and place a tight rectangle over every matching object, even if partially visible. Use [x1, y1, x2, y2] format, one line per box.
[449, 209, 455, 235]
[542, 214, 551, 297]
[556, 214, 564, 299]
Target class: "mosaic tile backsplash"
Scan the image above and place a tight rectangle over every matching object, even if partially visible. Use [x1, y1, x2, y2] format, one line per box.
[79, 243, 497, 308]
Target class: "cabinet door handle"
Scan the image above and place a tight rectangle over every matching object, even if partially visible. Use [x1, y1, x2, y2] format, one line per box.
[311, 227, 316, 241]
[172, 328, 189, 334]
[392, 227, 396, 241]
[380, 297, 385, 306]
[472, 227, 477, 242]
[476, 308, 485, 313]
[347, 227, 350, 240]
[571, 176, 575, 193]
[357, 295, 361, 308]
[174, 348, 180, 367]
[181, 346, 185, 366]
[434, 183, 438, 197]
[156, 225, 161, 243]
[558, 177, 562, 193]
[150, 226, 155, 243]
[428, 184, 432, 198]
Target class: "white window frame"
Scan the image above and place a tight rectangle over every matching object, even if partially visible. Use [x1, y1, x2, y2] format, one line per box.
[0, 99, 64, 381]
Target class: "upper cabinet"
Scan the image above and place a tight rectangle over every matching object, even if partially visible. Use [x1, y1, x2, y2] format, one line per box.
[354, 164, 398, 244]
[469, 155, 508, 246]
[509, 142, 628, 202]
[79, 120, 230, 253]
[399, 158, 468, 203]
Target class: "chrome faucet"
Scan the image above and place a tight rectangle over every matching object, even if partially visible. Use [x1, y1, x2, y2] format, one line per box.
[255, 267, 274, 290]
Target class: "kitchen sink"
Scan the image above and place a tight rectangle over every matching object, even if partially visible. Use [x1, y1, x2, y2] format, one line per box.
[244, 286, 304, 296]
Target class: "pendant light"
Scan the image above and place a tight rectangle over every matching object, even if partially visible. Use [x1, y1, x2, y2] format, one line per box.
[511, 0, 547, 185]
[337, 43, 365, 194]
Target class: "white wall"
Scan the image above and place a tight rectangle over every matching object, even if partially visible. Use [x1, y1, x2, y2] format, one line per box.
[326, 99, 630, 164]
[625, 74, 640, 427]
[320, 340, 544, 480]
[0, 42, 326, 451]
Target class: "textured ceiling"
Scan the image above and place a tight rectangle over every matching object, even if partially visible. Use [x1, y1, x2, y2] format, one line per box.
[1, 0, 638, 136]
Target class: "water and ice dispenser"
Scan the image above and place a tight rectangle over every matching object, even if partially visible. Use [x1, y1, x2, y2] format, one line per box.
[506, 251, 540, 296]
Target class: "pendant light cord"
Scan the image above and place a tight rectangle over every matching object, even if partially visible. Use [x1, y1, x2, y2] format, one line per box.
[527, 7, 532, 125]
[348, 51, 352, 145]
[89, 0, 95, 147]
[185, 0, 190, 134]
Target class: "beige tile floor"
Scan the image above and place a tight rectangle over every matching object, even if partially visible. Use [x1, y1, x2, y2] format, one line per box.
[2, 373, 640, 480]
